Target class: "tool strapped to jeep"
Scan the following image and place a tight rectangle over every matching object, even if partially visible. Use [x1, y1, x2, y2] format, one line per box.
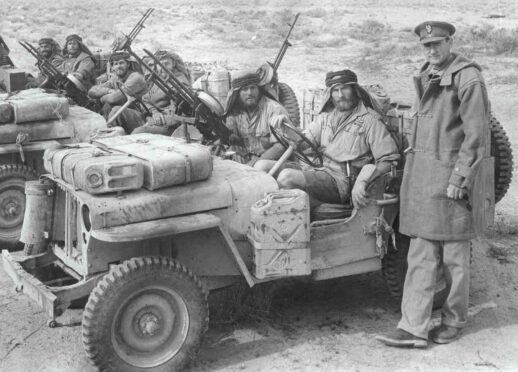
[18, 41, 94, 109]
[129, 49, 230, 145]
[112, 8, 155, 52]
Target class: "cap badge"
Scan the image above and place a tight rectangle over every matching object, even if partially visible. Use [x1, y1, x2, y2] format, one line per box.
[425, 24, 432, 35]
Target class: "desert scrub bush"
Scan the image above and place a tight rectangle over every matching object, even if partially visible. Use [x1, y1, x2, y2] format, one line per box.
[304, 7, 327, 18]
[348, 19, 393, 42]
[458, 23, 518, 55]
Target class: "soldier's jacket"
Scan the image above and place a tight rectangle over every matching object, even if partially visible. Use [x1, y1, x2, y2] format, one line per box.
[399, 53, 490, 240]
[225, 96, 291, 161]
[60, 51, 95, 90]
[305, 101, 399, 202]
[88, 71, 148, 106]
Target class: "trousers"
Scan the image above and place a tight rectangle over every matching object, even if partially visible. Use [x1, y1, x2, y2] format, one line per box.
[397, 237, 470, 339]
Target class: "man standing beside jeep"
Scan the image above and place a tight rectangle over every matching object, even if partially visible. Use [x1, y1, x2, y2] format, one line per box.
[376, 21, 490, 348]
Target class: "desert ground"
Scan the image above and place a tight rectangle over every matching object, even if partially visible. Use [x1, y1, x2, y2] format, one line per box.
[1, 0, 518, 371]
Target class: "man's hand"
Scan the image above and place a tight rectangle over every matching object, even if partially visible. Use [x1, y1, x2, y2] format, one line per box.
[447, 184, 467, 200]
[352, 180, 370, 209]
[146, 113, 165, 126]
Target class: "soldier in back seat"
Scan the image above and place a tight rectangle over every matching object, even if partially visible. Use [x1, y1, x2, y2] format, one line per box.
[88, 51, 148, 133]
[132, 49, 192, 135]
[26, 37, 64, 88]
[276, 69, 400, 208]
[60, 34, 96, 92]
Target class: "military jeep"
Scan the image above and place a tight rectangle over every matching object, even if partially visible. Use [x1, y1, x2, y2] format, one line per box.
[1, 93, 512, 370]
[0, 89, 106, 249]
[0, 125, 425, 371]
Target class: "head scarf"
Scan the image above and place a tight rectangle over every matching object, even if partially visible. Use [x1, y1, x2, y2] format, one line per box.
[224, 69, 276, 116]
[109, 50, 142, 74]
[154, 49, 192, 85]
[319, 69, 384, 116]
[325, 69, 358, 87]
[38, 38, 61, 58]
[63, 34, 93, 57]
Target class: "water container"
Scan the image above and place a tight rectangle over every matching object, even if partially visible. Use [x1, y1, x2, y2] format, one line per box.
[248, 189, 311, 279]
[199, 69, 231, 106]
[20, 179, 55, 245]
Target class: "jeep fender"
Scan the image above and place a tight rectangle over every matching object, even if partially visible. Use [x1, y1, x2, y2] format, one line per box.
[89, 213, 256, 287]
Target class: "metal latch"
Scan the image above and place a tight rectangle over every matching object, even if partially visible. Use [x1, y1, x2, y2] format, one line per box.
[15, 132, 29, 163]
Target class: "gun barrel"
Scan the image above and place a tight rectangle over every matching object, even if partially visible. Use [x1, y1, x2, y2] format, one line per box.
[272, 12, 300, 72]
[142, 48, 195, 106]
[126, 8, 155, 46]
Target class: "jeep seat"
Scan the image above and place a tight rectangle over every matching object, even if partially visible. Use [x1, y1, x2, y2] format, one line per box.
[311, 164, 383, 221]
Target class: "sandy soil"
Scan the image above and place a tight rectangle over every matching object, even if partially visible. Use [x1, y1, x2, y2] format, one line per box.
[1, 0, 518, 371]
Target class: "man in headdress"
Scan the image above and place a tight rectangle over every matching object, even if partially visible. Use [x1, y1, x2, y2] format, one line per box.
[26, 37, 64, 88]
[60, 34, 96, 91]
[132, 49, 193, 135]
[88, 51, 148, 134]
[224, 70, 291, 166]
[38, 38, 63, 68]
[276, 69, 399, 208]
[376, 21, 490, 348]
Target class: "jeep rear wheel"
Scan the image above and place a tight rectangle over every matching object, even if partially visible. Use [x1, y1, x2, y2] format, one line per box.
[382, 231, 448, 310]
[278, 82, 301, 127]
[490, 115, 513, 203]
[0, 164, 37, 249]
[82, 257, 208, 372]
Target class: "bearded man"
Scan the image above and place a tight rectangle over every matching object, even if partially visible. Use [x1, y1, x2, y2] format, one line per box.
[88, 51, 147, 133]
[132, 49, 192, 135]
[276, 69, 399, 208]
[224, 70, 291, 167]
[26, 37, 64, 88]
[60, 34, 96, 91]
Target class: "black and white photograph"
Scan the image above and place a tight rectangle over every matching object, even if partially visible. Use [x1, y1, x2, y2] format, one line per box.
[0, 0, 517, 371]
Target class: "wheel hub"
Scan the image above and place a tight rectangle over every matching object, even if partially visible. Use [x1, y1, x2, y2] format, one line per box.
[0, 189, 25, 228]
[112, 289, 190, 368]
[138, 312, 161, 336]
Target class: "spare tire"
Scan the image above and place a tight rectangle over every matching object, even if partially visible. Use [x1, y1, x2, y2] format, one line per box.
[278, 82, 300, 127]
[490, 115, 513, 203]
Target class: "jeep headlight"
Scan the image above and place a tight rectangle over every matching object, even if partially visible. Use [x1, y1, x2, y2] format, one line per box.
[86, 169, 103, 188]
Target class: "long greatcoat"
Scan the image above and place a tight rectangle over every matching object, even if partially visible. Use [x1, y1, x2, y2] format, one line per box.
[399, 53, 490, 241]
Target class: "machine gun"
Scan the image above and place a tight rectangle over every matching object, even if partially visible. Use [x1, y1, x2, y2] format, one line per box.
[272, 12, 299, 74]
[257, 13, 300, 87]
[18, 40, 94, 109]
[129, 49, 230, 145]
[112, 8, 155, 52]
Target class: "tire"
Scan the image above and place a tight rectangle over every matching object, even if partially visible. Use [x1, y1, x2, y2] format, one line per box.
[381, 231, 448, 310]
[82, 257, 208, 372]
[278, 82, 301, 127]
[0, 164, 38, 249]
[490, 115, 513, 203]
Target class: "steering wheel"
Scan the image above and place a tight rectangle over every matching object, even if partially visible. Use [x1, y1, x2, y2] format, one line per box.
[270, 122, 323, 168]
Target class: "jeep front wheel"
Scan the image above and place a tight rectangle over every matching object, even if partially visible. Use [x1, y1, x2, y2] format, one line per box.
[0, 164, 37, 249]
[82, 257, 209, 371]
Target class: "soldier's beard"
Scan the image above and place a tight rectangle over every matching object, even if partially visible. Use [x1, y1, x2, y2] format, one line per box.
[240, 95, 260, 110]
[334, 97, 357, 112]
